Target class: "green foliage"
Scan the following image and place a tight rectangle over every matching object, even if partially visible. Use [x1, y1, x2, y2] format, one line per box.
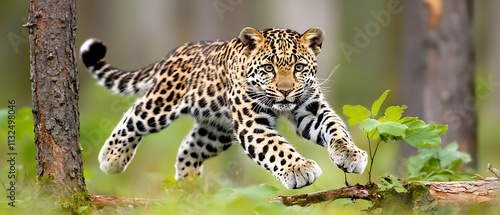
[343, 104, 371, 125]
[400, 117, 448, 148]
[0, 107, 35, 139]
[77, 206, 89, 214]
[370, 89, 389, 116]
[378, 175, 407, 193]
[342, 90, 471, 183]
[158, 177, 297, 214]
[0, 106, 37, 180]
[406, 142, 471, 181]
[343, 90, 447, 145]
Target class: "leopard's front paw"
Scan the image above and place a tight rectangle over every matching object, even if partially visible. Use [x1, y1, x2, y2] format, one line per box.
[330, 144, 368, 174]
[278, 159, 322, 189]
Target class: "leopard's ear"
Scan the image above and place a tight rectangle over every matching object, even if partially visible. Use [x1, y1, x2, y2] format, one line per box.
[239, 27, 264, 56]
[300, 27, 325, 56]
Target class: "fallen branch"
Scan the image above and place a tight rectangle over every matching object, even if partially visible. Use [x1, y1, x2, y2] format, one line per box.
[274, 180, 500, 210]
[274, 184, 379, 207]
[91, 195, 164, 209]
[422, 180, 500, 205]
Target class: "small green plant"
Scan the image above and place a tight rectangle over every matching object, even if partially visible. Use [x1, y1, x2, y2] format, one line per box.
[378, 175, 407, 193]
[406, 142, 471, 181]
[342, 90, 471, 186]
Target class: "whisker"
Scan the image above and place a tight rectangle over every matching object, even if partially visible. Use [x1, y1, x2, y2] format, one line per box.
[318, 64, 340, 86]
[256, 99, 269, 113]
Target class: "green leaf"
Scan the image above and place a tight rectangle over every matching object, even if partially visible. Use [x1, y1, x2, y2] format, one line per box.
[388, 175, 407, 193]
[377, 121, 408, 138]
[379, 175, 407, 193]
[77, 206, 88, 214]
[406, 142, 472, 181]
[399, 117, 426, 130]
[383, 105, 407, 121]
[425, 170, 456, 181]
[367, 129, 381, 140]
[378, 183, 387, 191]
[371, 90, 390, 117]
[394, 185, 408, 193]
[438, 142, 471, 169]
[406, 154, 428, 180]
[403, 122, 447, 148]
[342, 105, 371, 125]
[378, 178, 390, 191]
[358, 119, 381, 133]
[162, 176, 179, 189]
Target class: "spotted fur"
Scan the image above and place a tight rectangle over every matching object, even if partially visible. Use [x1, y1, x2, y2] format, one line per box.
[80, 27, 368, 189]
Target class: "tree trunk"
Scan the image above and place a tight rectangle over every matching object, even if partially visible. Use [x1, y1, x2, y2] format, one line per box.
[400, 0, 477, 168]
[399, 0, 427, 159]
[28, 0, 93, 213]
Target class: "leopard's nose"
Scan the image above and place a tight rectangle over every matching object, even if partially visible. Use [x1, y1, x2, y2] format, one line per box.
[276, 81, 294, 97]
[278, 89, 293, 96]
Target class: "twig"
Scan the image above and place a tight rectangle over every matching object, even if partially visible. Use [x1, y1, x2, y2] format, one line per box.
[274, 184, 379, 207]
[367, 133, 380, 184]
[487, 163, 500, 179]
[344, 172, 349, 187]
[22, 22, 36, 28]
[367, 135, 373, 183]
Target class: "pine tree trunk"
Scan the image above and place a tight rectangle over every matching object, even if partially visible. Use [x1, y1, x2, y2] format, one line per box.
[28, 0, 92, 212]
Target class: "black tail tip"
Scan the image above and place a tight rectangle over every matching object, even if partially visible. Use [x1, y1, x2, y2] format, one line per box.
[80, 38, 107, 68]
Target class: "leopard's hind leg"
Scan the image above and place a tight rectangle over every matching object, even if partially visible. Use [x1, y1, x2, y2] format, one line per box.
[99, 88, 188, 174]
[175, 120, 235, 179]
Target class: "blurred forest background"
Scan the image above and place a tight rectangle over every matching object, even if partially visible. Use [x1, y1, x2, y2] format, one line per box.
[1, 0, 499, 213]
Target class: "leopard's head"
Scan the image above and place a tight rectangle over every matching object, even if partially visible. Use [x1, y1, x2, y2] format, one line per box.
[239, 27, 324, 110]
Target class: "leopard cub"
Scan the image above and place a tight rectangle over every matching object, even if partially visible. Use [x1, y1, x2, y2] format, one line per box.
[80, 27, 368, 189]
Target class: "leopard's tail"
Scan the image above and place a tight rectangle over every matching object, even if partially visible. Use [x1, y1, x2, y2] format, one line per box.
[80, 38, 156, 95]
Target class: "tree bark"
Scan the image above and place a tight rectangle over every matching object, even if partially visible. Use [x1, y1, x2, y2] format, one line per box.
[422, 180, 500, 204]
[28, 0, 92, 213]
[400, 0, 477, 168]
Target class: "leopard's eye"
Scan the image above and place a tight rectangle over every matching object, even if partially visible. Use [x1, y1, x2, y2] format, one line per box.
[294, 63, 305, 72]
[263, 64, 274, 73]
